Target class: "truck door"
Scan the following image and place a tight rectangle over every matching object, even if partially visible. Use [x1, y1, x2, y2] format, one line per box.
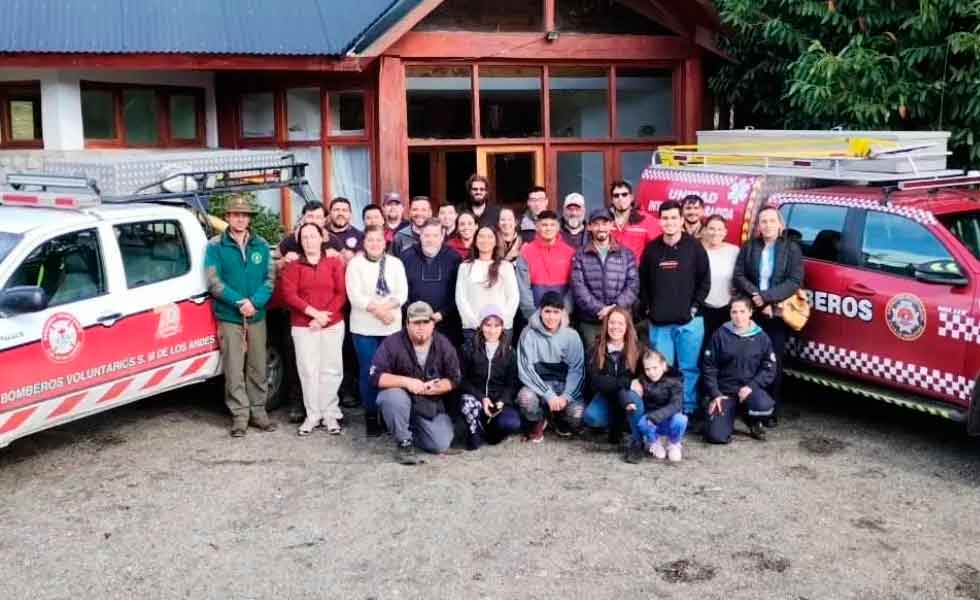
[0, 225, 123, 421]
[840, 209, 972, 406]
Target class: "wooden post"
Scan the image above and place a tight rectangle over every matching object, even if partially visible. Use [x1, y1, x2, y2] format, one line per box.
[378, 56, 409, 202]
[683, 53, 703, 144]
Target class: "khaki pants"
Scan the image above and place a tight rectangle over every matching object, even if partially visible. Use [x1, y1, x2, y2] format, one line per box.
[291, 321, 345, 428]
[218, 320, 269, 426]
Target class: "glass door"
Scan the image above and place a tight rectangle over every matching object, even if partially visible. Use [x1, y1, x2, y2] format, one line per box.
[476, 145, 544, 215]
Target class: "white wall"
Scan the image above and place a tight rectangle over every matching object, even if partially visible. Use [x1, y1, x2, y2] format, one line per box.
[0, 68, 218, 150]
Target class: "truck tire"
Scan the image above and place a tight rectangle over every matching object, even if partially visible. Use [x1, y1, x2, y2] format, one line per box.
[264, 344, 284, 411]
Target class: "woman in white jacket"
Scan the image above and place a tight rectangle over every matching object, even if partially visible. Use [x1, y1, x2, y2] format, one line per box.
[455, 226, 520, 347]
[346, 225, 409, 436]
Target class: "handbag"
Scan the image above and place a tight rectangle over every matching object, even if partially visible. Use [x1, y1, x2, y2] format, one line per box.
[777, 289, 810, 331]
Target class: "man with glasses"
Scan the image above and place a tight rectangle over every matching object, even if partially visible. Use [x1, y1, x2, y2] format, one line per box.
[608, 180, 660, 261]
[372, 301, 461, 464]
[458, 174, 500, 229]
[520, 186, 550, 242]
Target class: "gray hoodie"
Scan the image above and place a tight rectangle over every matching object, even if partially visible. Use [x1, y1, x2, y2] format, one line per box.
[517, 309, 584, 403]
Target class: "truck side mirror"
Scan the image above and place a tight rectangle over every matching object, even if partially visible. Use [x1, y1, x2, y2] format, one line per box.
[0, 285, 49, 315]
[913, 260, 968, 287]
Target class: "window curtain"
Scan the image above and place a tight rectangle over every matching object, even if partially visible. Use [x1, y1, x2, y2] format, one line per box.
[330, 146, 372, 228]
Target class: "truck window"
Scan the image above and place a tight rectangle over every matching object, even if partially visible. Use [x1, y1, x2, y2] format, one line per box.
[114, 220, 191, 288]
[0, 232, 22, 264]
[784, 203, 847, 262]
[4, 229, 106, 306]
[861, 211, 953, 277]
[941, 212, 980, 261]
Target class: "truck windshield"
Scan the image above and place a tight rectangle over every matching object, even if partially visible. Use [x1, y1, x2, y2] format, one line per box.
[0, 232, 23, 265]
[942, 213, 980, 261]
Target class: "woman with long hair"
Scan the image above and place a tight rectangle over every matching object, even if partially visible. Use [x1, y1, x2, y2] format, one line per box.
[458, 305, 522, 449]
[279, 222, 348, 436]
[496, 206, 523, 262]
[701, 214, 741, 345]
[446, 211, 477, 259]
[733, 206, 803, 426]
[455, 225, 520, 347]
[582, 306, 642, 444]
[346, 225, 409, 436]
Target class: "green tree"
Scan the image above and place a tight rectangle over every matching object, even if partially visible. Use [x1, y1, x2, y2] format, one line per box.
[208, 193, 285, 245]
[709, 0, 980, 166]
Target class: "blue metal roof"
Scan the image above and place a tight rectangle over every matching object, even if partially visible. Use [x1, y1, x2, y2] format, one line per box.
[0, 0, 419, 56]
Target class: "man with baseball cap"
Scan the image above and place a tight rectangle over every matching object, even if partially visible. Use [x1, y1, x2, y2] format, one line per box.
[560, 192, 588, 249]
[370, 301, 462, 464]
[205, 195, 278, 437]
[570, 208, 640, 352]
[382, 192, 409, 251]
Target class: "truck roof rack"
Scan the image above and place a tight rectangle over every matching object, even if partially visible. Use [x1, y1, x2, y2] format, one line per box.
[656, 132, 964, 183]
[2, 156, 318, 235]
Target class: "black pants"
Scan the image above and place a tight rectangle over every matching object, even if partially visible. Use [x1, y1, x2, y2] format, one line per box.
[702, 304, 730, 349]
[758, 314, 788, 414]
[704, 388, 775, 444]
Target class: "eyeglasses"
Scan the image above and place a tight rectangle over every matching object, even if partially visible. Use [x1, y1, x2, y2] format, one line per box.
[612, 192, 630, 198]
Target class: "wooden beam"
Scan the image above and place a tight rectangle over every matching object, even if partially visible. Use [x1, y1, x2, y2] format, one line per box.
[377, 56, 409, 201]
[356, 0, 445, 58]
[0, 53, 367, 72]
[543, 0, 556, 32]
[386, 32, 695, 61]
[682, 54, 703, 144]
[617, 0, 691, 37]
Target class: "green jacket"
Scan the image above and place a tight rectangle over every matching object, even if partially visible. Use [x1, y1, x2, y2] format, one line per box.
[205, 231, 275, 324]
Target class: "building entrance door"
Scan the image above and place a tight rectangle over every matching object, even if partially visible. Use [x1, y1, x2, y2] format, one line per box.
[476, 145, 544, 215]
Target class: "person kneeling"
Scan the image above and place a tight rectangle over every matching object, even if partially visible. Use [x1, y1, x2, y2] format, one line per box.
[701, 296, 777, 444]
[458, 305, 522, 450]
[623, 349, 687, 463]
[370, 301, 462, 464]
[516, 291, 585, 442]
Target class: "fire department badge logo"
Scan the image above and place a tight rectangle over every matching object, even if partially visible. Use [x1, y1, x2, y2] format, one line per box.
[41, 312, 84, 363]
[154, 303, 182, 339]
[885, 294, 927, 341]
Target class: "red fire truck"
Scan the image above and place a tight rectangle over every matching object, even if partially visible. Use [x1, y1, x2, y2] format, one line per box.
[636, 130, 980, 434]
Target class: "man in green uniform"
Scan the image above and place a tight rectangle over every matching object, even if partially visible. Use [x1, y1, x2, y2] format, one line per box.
[205, 195, 278, 437]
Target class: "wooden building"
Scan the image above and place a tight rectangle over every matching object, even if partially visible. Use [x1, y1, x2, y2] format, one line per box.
[0, 0, 724, 224]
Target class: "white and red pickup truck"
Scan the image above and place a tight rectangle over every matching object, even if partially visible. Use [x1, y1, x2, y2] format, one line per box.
[0, 168, 302, 448]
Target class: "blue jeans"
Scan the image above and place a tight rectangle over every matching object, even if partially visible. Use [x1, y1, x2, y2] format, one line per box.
[649, 316, 704, 414]
[586, 392, 687, 444]
[352, 334, 385, 413]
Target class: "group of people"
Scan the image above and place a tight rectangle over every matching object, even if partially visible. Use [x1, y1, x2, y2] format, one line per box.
[204, 175, 803, 465]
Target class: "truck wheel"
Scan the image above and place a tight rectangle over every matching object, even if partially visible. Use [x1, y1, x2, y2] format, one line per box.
[264, 344, 284, 411]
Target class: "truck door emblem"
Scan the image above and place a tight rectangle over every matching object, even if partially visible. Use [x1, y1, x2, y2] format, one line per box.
[885, 294, 926, 341]
[154, 303, 182, 339]
[41, 313, 84, 363]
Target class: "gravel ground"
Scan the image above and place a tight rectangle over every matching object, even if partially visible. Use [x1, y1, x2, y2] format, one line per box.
[1, 381, 979, 600]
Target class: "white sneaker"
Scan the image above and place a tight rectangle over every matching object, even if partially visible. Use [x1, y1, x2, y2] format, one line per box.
[297, 416, 320, 436]
[666, 442, 683, 462]
[649, 436, 667, 459]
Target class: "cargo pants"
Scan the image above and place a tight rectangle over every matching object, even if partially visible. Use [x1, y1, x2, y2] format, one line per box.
[218, 320, 270, 427]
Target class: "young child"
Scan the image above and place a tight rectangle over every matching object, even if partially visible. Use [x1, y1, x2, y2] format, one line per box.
[622, 349, 688, 463]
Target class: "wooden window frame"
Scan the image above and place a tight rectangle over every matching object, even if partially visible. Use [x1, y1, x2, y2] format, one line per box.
[81, 81, 206, 149]
[0, 81, 43, 149]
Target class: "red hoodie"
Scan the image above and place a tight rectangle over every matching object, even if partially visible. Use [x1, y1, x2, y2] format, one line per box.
[611, 209, 661, 261]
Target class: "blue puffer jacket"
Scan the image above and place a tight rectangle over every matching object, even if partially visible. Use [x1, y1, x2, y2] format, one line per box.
[569, 239, 639, 323]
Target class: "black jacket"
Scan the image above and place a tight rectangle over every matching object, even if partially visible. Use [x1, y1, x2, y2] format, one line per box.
[701, 323, 776, 400]
[625, 377, 683, 424]
[459, 340, 518, 406]
[588, 347, 634, 399]
[457, 201, 501, 229]
[370, 329, 462, 416]
[638, 233, 710, 325]
[733, 237, 804, 305]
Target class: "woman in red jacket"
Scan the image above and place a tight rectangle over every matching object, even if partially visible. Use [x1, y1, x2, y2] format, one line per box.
[279, 222, 348, 436]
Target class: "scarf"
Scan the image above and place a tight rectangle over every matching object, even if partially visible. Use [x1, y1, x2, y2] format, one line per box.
[367, 252, 390, 297]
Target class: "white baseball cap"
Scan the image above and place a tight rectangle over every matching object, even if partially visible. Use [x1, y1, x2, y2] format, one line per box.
[563, 193, 585, 209]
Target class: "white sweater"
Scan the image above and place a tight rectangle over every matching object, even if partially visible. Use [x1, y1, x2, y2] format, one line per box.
[345, 254, 409, 337]
[455, 259, 520, 330]
[704, 242, 741, 308]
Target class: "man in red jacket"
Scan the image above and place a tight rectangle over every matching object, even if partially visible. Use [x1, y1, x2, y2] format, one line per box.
[516, 210, 576, 320]
[608, 180, 660, 261]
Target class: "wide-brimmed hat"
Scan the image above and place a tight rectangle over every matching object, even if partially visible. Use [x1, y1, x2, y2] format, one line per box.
[224, 195, 258, 215]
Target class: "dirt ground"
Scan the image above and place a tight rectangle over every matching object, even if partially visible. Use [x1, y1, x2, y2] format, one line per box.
[1, 381, 979, 600]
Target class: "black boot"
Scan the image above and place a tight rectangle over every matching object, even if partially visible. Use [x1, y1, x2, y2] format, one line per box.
[749, 420, 767, 441]
[365, 412, 383, 438]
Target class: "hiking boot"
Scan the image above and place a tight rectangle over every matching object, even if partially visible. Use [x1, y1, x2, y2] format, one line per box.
[525, 419, 548, 443]
[666, 442, 683, 462]
[763, 415, 779, 428]
[624, 439, 645, 464]
[554, 420, 573, 438]
[365, 413, 383, 438]
[396, 440, 419, 465]
[649, 436, 667, 459]
[250, 415, 278, 432]
[750, 420, 767, 441]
